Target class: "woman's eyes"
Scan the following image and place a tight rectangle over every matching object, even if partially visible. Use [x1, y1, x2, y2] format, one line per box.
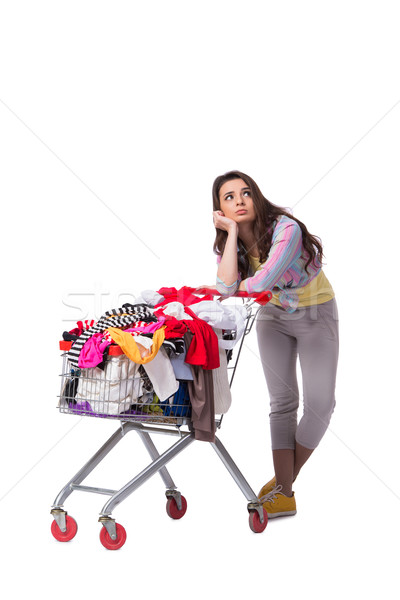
[225, 191, 251, 201]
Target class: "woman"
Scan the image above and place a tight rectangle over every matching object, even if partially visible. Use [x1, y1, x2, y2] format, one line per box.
[210, 170, 339, 519]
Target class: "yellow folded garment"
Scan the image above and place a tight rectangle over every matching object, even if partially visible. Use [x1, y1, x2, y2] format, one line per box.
[107, 327, 166, 364]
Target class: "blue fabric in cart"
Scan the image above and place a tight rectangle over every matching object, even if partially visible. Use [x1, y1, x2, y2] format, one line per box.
[161, 381, 191, 417]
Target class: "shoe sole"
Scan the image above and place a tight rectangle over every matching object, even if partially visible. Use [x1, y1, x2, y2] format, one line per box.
[266, 510, 297, 519]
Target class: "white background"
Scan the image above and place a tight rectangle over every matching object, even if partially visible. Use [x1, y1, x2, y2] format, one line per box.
[1, 0, 399, 597]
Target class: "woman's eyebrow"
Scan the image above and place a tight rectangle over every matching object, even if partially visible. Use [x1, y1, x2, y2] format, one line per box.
[223, 187, 250, 198]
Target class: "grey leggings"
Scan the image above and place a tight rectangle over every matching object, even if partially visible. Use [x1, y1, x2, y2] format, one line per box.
[255, 298, 339, 450]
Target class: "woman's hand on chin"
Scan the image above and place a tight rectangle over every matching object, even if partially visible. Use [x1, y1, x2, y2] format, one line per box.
[213, 211, 238, 233]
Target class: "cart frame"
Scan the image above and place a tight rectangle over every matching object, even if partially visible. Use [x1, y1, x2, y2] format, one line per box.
[51, 289, 272, 548]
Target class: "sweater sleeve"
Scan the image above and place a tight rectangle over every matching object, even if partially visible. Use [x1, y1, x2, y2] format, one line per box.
[215, 254, 241, 296]
[244, 221, 303, 294]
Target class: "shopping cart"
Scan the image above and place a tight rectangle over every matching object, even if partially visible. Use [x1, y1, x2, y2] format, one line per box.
[50, 288, 272, 549]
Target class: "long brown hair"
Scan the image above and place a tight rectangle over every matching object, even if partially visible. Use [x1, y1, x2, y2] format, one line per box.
[212, 170, 324, 280]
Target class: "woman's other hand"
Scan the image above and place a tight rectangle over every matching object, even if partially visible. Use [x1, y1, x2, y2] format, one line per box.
[213, 210, 238, 233]
[194, 285, 218, 293]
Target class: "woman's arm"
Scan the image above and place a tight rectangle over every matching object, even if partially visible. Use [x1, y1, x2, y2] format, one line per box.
[214, 211, 240, 295]
[242, 221, 303, 293]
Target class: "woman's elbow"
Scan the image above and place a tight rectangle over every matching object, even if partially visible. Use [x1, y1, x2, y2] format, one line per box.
[216, 277, 239, 296]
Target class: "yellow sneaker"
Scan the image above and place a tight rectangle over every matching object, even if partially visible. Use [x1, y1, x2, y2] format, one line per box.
[258, 477, 276, 499]
[259, 485, 297, 519]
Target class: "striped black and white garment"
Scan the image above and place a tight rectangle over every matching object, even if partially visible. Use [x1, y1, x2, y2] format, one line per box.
[67, 304, 155, 368]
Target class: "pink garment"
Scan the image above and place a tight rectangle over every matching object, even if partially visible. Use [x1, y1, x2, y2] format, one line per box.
[77, 319, 166, 368]
[78, 332, 111, 368]
[123, 317, 166, 336]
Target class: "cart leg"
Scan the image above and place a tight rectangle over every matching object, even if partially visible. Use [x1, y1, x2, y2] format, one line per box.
[51, 422, 129, 508]
[136, 431, 177, 488]
[210, 435, 265, 522]
[136, 430, 184, 510]
[100, 431, 195, 516]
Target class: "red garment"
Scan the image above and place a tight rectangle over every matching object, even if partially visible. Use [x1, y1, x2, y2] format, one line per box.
[155, 286, 213, 308]
[153, 310, 188, 339]
[155, 296, 220, 370]
[183, 306, 220, 370]
[69, 319, 96, 337]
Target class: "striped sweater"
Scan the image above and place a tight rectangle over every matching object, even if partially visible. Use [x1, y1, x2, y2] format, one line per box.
[216, 215, 322, 312]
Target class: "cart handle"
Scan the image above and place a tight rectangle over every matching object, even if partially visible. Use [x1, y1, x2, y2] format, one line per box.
[195, 287, 273, 306]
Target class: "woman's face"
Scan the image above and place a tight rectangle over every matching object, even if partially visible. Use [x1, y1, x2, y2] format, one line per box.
[219, 178, 256, 225]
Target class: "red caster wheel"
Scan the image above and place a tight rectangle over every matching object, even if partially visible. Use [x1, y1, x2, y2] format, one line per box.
[100, 523, 127, 550]
[166, 495, 187, 520]
[249, 508, 268, 533]
[51, 515, 78, 542]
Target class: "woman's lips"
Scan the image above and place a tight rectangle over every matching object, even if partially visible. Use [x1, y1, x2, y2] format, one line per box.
[236, 210, 247, 215]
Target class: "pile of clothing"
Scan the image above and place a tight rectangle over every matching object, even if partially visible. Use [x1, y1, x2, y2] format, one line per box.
[61, 286, 247, 442]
